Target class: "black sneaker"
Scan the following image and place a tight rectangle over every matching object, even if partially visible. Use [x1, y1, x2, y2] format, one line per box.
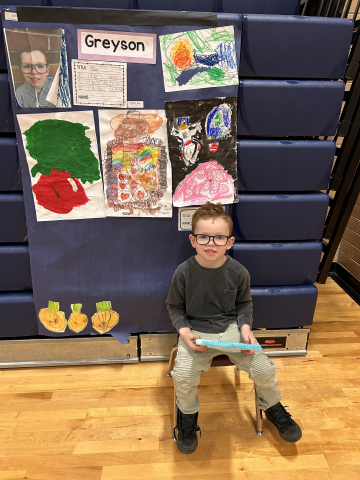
[174, 409, 201, 454]
[265, 402, 302, 443]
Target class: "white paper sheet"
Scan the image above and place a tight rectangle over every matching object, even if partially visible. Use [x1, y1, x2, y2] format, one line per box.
[159, 26, 239, 92]
[72, 59, 127, 107]
[98, 109, 172, 218]
[17, 111, 106, 222]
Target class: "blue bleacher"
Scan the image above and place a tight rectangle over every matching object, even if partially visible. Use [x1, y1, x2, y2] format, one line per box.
[0, 245, 31, 291]
[0, 19, 6, 71]
[0, 292, 38, 338]
[238, 80, 345, 136]
[237, 139, 335, 192]
[50, 0, 131, 7]
[231, 241, 322, 286]
[232, 193, 329, 241]
[134, 0, 217, 11]
[132, 0, 300, 13]
[0, 193, 27, 243]
[252, 284, 318, 329]
[0, 74, 15, 133]
[219, 0, 300, 15]
[240, 15, 353, 79]
[0, 137, 22, 191]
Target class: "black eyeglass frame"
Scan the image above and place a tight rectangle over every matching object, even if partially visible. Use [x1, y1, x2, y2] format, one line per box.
[19, 63, 49, 74]
[191, 234, 232, 246]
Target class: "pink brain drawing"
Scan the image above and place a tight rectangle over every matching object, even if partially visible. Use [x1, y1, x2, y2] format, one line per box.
[173, 161, 235, 207]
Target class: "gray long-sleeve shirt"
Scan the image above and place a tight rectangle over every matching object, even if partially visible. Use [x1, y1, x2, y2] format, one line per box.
[166, 256, 253, 333]
[15, 76, 55, 108]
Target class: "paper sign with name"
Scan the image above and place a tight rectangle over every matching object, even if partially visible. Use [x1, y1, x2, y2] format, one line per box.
[178, 207, 198, 231]
[72, 59, 127, 108]
[78, 29, 157, 64]
[128, 101, 144, 108]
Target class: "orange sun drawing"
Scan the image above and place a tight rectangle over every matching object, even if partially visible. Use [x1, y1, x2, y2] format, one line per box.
[170, 38, 194, 71]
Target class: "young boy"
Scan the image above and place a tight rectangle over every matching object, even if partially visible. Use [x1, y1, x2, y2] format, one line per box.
[166, 202, 302, 454]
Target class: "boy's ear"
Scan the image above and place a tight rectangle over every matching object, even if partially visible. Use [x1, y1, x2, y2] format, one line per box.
[227, 236, 235, 250]
[189, 234, 197, 249]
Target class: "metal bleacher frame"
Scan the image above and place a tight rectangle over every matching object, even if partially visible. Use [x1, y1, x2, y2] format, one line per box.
[308, 0, 360, 306]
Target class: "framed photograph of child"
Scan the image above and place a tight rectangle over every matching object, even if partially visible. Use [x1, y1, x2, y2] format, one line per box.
[4, 27, 70, 108]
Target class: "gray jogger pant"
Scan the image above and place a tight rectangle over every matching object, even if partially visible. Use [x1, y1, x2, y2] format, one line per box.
[171, 322, 281, 414]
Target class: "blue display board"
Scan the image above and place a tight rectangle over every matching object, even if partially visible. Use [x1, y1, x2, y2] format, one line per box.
[2, 10, 242, 342]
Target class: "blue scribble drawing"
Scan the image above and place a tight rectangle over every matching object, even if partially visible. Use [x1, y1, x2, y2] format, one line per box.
[176, 66, 210, 87]
[57, 30, 71, 108]
[206, 103, 232, 140]
[159, 26, 239, 92]
[194, 42, 236, 70]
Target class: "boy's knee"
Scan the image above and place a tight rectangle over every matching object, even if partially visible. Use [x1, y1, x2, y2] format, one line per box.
[172, 366, 201, 388]
[249, 358, 277, 384]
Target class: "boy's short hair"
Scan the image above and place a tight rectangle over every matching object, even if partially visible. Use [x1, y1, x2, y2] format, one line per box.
[192, 202, 233, 236]
[17, 47, 48, 66]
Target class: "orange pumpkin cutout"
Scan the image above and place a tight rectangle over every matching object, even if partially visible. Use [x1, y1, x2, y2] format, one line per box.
[92, 301, 119, 334]
[68, 304, 88, 333]
[38, 301, 67, 333]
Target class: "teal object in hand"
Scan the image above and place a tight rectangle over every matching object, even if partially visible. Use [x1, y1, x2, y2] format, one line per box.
[195, 339, 262, 351]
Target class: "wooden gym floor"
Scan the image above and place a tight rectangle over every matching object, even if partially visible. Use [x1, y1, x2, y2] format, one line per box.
[0, 278, 359, 480]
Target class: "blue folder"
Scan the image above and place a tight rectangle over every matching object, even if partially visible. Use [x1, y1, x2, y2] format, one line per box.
[0, 193, 27, 243]
[240, 15, 353, 79]
[237, 139, 335, 192]
[0, 137, 22, 191]
[0, 291, 38, 338]
[252, 284, 318, 329]
[0, 245, 32, 291]
[231, 241, 322, 286]
[238, 80, 345, 137]
[232, 193, 329, 241]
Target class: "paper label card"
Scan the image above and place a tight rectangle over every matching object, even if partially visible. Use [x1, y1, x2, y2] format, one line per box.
[78, 29, 157, 64]
[178, 207, 198, 231]
[72, 59, 127, 108]
[128, 101, 144, 108]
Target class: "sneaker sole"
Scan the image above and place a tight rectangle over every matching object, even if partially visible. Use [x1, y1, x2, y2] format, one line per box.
[175, 438, 198, 454]
[279, 430, 302, 443]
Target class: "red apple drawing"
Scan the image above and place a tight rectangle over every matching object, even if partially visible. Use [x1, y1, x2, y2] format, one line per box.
[137, 191, 145, 200]
[32, 169, 89, 214]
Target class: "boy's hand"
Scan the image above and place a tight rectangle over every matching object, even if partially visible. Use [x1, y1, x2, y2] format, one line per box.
[240, 325, 257, 355]
[179, 327, 207, 352]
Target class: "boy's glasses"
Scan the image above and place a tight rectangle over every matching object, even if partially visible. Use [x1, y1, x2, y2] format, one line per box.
[192, 234, 230, 246]
[20, 63, 48, 74]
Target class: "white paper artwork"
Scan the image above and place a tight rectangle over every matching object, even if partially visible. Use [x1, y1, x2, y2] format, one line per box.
[98, 109, 172, 218]
[72, 59, 127, 108]
[159, 26, 238, 92]
[17, 111, 106, 222]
